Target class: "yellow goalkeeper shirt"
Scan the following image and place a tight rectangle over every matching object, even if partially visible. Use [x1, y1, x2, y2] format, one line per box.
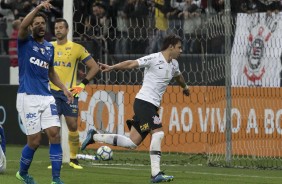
[50, 41, 92, 91]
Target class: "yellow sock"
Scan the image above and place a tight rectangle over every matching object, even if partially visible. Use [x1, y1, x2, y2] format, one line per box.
[68, 131, 79, 159]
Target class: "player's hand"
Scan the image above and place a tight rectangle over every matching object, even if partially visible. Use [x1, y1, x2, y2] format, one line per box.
[183, 88, 190, 96]
[70, 83, 85, 97]
[98, 62, 113, 72]
[63, 89, 74, 104]
[38, 0, 52, 11]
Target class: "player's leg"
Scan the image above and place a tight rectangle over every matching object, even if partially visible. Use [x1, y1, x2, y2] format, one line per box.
[150, 128, 173, 183]
[42, 95, 63, 184]
[16, 93, 41, 183]
[65, 116, 82, 169]
[132, 99, 173, 182]
[81, 126, 141, 151]
[0, 126, 6, 173]
[0, 125, 6, 154]
[0, 142, 6, 173]
[63, 96, 82, 169]
[81, 98, 150, 151]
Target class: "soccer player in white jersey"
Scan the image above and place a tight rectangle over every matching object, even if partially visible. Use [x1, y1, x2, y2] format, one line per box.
[81, 34, 190, 183]
[0, 125, 6, 173]
[15, 1, 73, 184]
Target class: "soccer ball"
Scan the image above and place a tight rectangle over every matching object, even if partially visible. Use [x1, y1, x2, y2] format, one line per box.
[96, 146, 113, 161]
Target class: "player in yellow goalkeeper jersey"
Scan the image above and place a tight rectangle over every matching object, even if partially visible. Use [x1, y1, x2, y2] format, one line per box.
[49, 18, 99, 169]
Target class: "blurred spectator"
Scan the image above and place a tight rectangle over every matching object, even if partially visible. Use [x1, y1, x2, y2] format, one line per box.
[241, 0, 258, 13]
[212, 0, 224, 14]
[0, 4, 14, 37]
[9, 19, 20, 67]
[114, 0, 127, 54]
[1, 0, 30, 19]
[84, 2, 117, 54]
[0, 4, 14, 55]
[0, 17, 7, 54]
[147, 0, 173, 53]
[9, 18, 20, 84]
[123, 0, 149, 54]
[180, 0, 202, 53]
[169, 0, 185, 36]
[256, 0, 281, 14]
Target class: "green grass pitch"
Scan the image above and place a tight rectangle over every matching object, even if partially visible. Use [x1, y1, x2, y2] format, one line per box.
[1, 145, 282, 184]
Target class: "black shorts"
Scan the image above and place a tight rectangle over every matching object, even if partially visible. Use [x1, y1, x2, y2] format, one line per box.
[132, 98, 162, 140]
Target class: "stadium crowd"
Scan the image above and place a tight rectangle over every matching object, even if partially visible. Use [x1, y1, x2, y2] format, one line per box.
[0, 0, 281, 66]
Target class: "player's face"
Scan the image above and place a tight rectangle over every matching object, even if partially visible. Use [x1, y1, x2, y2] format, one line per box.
[31, 16, 46, 39]
[54, 22, 68, 40]
[171, 41, 182, 59]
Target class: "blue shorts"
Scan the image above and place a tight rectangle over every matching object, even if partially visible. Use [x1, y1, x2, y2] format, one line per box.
[51, 89, 78, 117]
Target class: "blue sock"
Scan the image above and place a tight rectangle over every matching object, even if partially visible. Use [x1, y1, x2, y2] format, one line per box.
[50, 144, 62, 180]
[19, 145, 35, 176]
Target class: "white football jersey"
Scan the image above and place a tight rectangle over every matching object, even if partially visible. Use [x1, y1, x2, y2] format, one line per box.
[136, 52, 181, 107]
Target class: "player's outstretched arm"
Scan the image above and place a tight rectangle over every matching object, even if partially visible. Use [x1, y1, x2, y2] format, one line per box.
[49, 66, 74, 103]
[98, 60, 139, 72]
[174, 74, 190, 96]
[18, 0, 52, 39]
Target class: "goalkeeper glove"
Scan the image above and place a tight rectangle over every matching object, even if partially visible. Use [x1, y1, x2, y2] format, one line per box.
[70, 79, 89, 97]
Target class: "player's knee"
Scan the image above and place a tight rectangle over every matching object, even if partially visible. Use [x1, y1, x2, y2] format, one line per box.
[152, 131, 164, 140]
[27, 135, 41, 149]
[129, 142, 138, 150]
[128, 138, 138, 150]
[48, 132, 61, 144]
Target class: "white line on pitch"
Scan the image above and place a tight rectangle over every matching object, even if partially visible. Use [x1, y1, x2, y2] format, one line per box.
[90, 165, 282, 180]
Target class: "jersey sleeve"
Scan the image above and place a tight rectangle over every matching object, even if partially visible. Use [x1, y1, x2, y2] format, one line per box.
[49, 45, 55, 67]
[173, 60, 181, 77]
[78, 44, 92, 64]
[136, 53, 156, 68]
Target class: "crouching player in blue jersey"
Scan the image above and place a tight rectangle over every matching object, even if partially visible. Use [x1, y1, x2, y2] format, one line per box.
[15, 1, 73, 184]
[0, 125, 6, 173]
[48, 18, 99, 170]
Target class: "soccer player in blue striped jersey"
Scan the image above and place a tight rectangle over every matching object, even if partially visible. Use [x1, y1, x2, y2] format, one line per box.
[48, 18, 99, 169]
[0, 125, 6, 173]
[15, 1, 73, 184]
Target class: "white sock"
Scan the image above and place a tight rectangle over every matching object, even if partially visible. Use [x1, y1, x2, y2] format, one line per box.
[150, 131, 164, 177]
[94, 134, 137, 149]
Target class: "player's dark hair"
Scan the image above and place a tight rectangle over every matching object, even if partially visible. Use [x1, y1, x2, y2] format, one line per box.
[161, 34, 182, 51]
[32, 12, 48, 24]
[55, 18, 69, 29]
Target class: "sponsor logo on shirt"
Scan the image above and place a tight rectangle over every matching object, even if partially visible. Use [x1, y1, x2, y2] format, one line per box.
[33, 46, 39, 52]
[57, 51, 63, 57]
[26, 113, 36, 119]
[40, 48, 45, 54]
[29, 57, 49, 69]
[54, 61, 71, 67]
